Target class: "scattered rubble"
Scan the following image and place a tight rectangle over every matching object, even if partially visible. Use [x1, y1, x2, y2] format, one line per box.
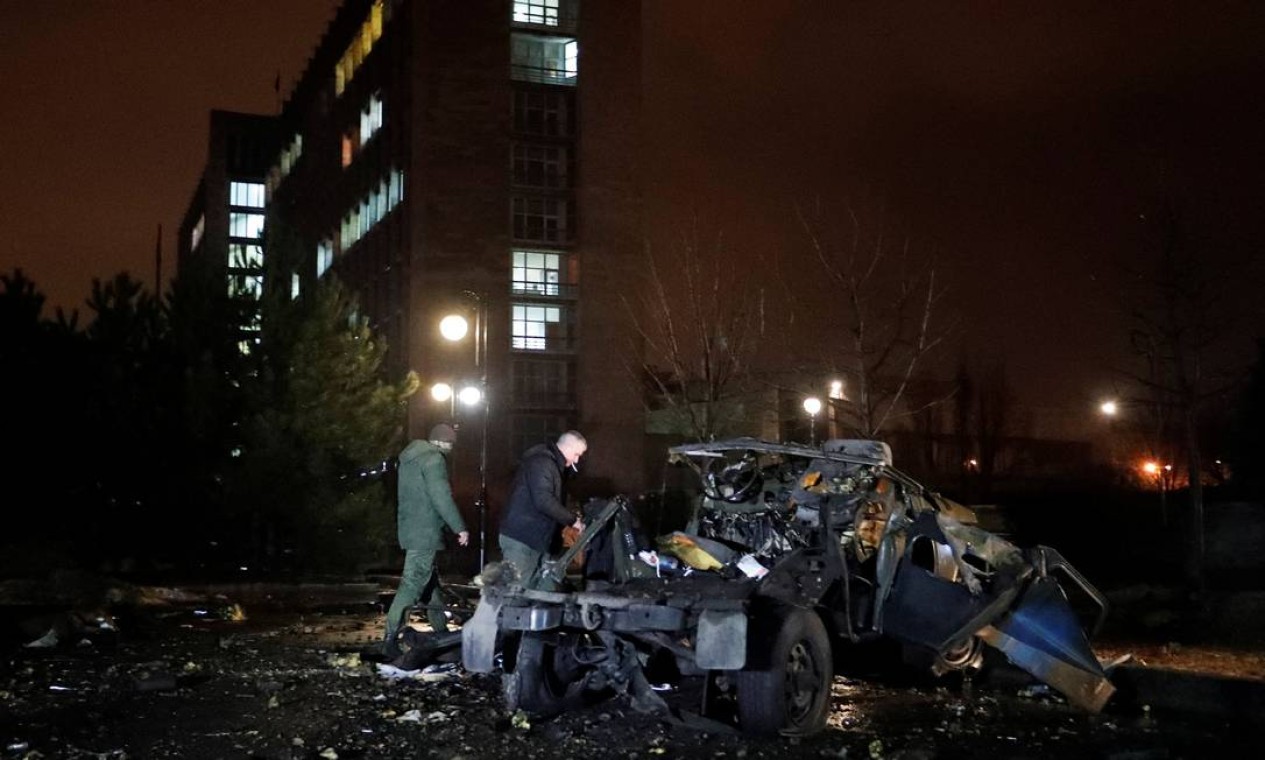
[0, 580, 1259, 758]
[0, 571, 1259, 753]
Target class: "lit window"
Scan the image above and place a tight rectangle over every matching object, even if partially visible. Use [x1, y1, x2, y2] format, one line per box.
[229, 244, 263, 269]
[513, 143, 568, 188]
[229, 212, 265, 239]
[228, 273, 263, 300]
[511, 33, 578, 85]
[342, 207, 360, 250]
[512, 251, 562, 295]
[291, 273, 301, 300]
[360, 92, 384, 143]
[512, 303, 562, 350]
[513, 0, 559, 26]
[513, 197, 568, 242]
[317, 239, 334, 278]
[388, 168, 405, 206]
[339, 167, 403, 253]
[229, 181, 265, 208]
[274, 133, 303, 189]
[335, 0, 387, 96]
[190, 214, 205, 250]
[341, 133, 356, 168]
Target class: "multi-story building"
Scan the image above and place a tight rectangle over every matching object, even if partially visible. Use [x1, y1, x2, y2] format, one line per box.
[246, 0, 644, 555]
[177, 110, 281, 350]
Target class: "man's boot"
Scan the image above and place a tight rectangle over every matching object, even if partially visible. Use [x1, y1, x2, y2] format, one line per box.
[425, 603, 449, 634]
[362, 621, 404, 663]
[380, 627, 404, 660]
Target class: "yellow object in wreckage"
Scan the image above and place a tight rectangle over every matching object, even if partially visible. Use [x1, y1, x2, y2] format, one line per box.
[655, 531, 729, 571]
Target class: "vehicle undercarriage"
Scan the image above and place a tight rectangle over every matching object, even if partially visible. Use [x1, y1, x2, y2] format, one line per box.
[464, 438, 1114, 735]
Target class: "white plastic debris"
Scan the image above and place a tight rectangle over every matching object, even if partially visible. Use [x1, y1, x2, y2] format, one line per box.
[736, 554, 768, 579]
[396, 709, 423, 723]
[420, 662, 461, 682]
[375, 663, 420, 681]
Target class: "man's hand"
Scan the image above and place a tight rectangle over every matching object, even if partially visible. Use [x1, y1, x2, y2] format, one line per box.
[457, 531, 470, 547]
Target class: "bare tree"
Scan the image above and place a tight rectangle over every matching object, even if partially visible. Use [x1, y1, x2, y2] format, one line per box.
[1121, 203, 1244, 592]
[794, 199, 952, 438]
[622, 228, 768, 442]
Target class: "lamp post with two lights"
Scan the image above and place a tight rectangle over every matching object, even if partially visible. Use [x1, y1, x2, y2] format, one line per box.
[439, 292, 490, 571]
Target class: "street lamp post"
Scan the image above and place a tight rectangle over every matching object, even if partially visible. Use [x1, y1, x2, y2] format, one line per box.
[803, 396, 823, 447]
[430, 382, 454, 418]
[441, 291, 490, 571]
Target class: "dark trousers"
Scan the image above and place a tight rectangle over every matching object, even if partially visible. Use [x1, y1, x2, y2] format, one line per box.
[384, 547, 447, 642]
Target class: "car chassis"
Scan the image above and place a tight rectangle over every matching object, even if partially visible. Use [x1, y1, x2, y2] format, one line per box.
[464, 438, 1115, 735]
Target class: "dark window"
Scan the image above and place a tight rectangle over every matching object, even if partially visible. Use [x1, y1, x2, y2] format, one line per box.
[512, 358, 575, 408]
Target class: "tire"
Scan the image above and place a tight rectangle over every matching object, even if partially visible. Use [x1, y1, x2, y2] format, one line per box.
[735, 607, 833, 736]
[502, 632, 580, 717]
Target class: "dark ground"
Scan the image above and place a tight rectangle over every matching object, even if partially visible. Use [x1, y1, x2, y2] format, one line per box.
[1, 578, 1262, 760]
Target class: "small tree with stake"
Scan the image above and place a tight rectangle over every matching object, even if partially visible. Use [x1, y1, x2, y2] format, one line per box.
[794, 198, 952, 439]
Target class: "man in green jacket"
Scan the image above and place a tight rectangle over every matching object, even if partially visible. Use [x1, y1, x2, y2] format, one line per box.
[378, 423, 468, 659]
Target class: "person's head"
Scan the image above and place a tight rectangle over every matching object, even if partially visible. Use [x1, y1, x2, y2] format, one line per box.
[428, 423, 457, 453]
[556, 430, 587, 468]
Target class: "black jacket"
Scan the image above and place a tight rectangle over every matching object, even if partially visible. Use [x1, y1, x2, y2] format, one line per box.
[500, 443, 574, 552]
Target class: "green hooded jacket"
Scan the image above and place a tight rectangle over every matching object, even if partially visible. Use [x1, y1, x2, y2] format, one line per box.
[396, 439, 467, 551]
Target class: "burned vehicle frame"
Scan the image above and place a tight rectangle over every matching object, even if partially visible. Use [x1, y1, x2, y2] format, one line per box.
[464, 438, 1114, 735]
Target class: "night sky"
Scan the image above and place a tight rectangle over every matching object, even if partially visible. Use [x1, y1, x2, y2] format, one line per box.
[3, 1, 1263, 440]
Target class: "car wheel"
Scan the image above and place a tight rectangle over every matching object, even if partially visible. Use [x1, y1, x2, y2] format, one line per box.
[735, 608, 832, 736]
[502, 631, 579, 717]
[935, 635, 984, 674]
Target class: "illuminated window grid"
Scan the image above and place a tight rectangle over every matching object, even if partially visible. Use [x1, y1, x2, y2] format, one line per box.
[512, 251, 562, 296]
[512, 303, 562, 350]
[335, 0, 388, 96]
[513, 0, 560, 26]
[229, 212, 265, 239]
[229, 181, 265, 208]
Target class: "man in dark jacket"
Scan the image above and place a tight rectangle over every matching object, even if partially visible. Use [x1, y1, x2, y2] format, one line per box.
[498, 430, 587, 588]
[376, 424, 468, 659]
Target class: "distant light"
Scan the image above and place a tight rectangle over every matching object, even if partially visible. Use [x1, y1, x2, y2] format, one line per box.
[458, 385, 483, 406]
[1099, 400, 1119, 417]
[1163, 464, 1172, 472]
[1142, 461, 1159, 475]
[431, 382, 453, 402]
[968, 459, 979, 467]
[439, 314, 469, 342]
[803, 396, 822, 416]
[829, 380, 845, 400]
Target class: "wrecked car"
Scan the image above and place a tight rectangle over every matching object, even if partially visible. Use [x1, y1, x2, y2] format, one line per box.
[463, 438, 1114, 735]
